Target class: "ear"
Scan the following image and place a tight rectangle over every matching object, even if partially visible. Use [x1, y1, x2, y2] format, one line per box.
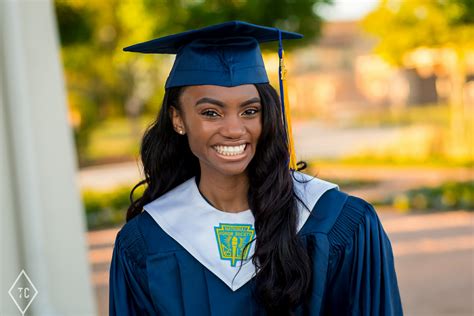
[169, 106, 186, 135]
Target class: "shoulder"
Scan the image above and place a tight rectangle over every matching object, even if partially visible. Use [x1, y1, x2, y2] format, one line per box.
[113, 214, 147, 262]
[327, 193, 382, 249]
[302, 188, 383, 244]
[114, 210, 183, 256]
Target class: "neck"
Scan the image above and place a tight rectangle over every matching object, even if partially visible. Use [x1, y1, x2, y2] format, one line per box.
[198, 170, 249, 213]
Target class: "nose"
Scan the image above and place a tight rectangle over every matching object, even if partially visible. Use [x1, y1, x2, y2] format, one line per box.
[221, 115, 246, 139]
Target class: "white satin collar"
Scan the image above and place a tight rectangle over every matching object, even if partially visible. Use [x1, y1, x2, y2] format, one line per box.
[143, 171, 338, 291]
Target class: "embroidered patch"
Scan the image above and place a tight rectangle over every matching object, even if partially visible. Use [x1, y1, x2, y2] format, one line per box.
[214, 223, 255, 267]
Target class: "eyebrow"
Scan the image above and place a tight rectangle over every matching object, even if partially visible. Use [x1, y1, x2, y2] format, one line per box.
[195, 97, 261, 108]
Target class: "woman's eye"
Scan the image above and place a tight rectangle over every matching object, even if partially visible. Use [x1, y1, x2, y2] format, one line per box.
[201, 110, 220, 117]
[243, 108, 260, 116]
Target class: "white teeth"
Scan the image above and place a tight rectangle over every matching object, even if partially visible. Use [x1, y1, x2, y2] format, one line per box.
[213, 144, 246, 156]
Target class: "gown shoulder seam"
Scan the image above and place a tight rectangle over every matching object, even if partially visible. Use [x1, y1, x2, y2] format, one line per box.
[327, 195, 373, 257]
[116, 214, 149, 267]
[298, 188, 348, 236]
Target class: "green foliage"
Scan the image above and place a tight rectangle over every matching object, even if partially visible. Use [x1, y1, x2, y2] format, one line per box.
[339, 155, 473, 168]
[361, 0, 474, 65]
[83, 115, 153, 165]
[54, 0, 333, 166]
[377, 181, 474, 212]
[144, 0, 333, 49]
[55, 1, 93, 45]
[82, 184, 145, 230]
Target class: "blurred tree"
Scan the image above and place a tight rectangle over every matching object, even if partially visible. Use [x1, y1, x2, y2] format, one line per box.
[361, 0, 474, 161]
[54, 0, 333, 166]
[361, 0, 474, 65]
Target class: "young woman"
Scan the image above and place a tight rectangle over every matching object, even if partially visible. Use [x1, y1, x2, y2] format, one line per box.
[109, 21, 403, 316]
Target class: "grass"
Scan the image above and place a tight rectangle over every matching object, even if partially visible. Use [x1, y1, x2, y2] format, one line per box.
[313, 157, 473, 168]
[374, 181, 474, 213]
[347, 103, 451, 128]
[82, 175, 472, 230]
[83, 115, 155, 165]
[83, 184, 144, 230]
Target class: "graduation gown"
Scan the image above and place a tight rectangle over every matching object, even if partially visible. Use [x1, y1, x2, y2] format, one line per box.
[109, 172, 403, 315]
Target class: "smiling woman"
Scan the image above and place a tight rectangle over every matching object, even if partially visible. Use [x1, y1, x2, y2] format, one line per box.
[171, 85, 262, 181]
[109, 21, 403, 316]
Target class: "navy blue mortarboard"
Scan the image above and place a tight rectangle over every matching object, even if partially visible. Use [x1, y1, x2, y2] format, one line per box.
[124, 20, 302, 169]
[123, 20, 302, 88]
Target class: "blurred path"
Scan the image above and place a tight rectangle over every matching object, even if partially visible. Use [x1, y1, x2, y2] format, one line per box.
[89, 210, 474, 316]
[78, 161, 471, 192]
[293, 121, 403, 159]
[385, 211, 474, 316]
[79, 160, 143, 190]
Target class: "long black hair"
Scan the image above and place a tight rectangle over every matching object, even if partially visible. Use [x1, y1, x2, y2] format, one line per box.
[127, 83, 312, 314]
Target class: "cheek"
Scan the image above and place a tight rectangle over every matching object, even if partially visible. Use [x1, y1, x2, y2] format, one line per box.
[249, 119, 263, 141]
[185, 122, 214, 153]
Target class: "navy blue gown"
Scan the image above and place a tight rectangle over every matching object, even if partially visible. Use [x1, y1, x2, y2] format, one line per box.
[109, 187, 403, 315]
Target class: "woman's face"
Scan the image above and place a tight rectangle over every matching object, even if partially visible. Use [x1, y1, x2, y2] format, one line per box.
[170, 84, 262, 177]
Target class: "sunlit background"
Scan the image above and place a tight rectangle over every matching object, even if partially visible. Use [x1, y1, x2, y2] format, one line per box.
[1, 0, 473, 315]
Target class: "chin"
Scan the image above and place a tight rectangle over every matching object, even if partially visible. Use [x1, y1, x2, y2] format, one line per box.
[202, 158, 251, 177]
[216, 163, 250, 177]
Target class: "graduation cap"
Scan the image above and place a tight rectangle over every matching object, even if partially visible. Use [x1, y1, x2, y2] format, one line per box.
[123, 21, 301, 170]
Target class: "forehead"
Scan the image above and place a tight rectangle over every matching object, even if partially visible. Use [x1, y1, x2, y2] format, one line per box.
[180, 84, 259, 103]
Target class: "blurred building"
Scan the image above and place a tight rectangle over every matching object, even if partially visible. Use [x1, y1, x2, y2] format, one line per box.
[287, 21, 474, 121]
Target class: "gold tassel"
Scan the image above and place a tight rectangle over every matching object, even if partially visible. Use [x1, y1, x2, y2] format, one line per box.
[280, 51, 298, 170]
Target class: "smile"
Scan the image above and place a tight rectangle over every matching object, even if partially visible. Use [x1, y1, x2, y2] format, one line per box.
[212, 144, 247, 156]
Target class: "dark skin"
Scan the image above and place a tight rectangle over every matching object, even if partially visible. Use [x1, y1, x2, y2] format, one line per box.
[170, 84, 262, 213]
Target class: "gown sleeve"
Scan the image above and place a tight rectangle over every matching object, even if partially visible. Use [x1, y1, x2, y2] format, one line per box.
[109, 217, 157, 315]
[325, 195, 403, 315]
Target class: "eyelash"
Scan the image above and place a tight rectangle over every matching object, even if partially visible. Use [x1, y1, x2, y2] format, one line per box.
[201, 108, 260, 117]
